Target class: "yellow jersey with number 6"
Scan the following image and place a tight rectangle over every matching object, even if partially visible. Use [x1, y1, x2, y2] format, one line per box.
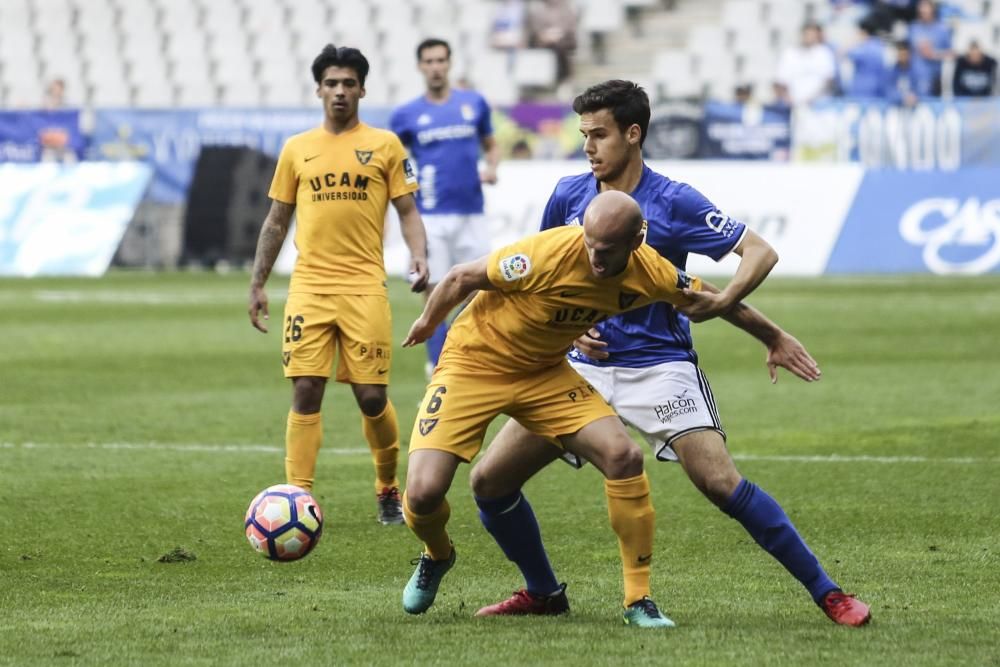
[441, 225, 702, 374]
[269, 123, 418, 295]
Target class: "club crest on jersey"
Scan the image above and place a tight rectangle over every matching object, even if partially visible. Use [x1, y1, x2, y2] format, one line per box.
[418, 418, 438, 436]
[618, 291, 639, 309]
[355, 149, 373, 165]
[417, 113, 432, 126]
[499, 253, 532, 281]
[461, 104, 475, 121]
[675, 270, 693, 289]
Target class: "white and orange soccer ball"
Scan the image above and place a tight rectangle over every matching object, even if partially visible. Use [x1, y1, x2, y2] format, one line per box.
[244, 484, 323, 561]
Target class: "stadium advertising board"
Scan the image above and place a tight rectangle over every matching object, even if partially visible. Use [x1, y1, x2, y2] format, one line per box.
[827, 168, 1000, 275]
[0, 162, 152, 277]
[793, 98, 1000, 170]
[90, 108, 392, 203]
[0, 109, 86, 162]
[699, 102, 792, 161]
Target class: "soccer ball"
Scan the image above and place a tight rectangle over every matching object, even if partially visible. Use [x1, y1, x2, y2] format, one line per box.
[244, 484, 323, 561]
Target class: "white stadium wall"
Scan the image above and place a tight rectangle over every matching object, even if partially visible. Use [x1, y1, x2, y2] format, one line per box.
[283, 161, 1000, 279]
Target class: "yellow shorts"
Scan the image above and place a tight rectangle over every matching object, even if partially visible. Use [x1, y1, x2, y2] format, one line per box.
[281, 292, 391, 384]
[409, 360, 616, 462]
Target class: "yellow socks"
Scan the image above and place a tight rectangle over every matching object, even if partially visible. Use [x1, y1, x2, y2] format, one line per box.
[362, 400, 400, 491]
[285, 410, 322, 491]
[402, 491, 452, 561]
[605, 472, 655, 606]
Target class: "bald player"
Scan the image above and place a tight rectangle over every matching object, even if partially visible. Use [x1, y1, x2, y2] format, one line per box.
[397, 191, 724, 628]
[248, 44, 428, 525]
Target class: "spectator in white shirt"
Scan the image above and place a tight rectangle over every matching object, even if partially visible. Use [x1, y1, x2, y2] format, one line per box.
[775, 22, 838, 105]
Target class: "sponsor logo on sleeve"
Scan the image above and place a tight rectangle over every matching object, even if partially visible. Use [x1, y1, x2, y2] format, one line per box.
[499, 253, 532, 281]
[355, 149, 373, 165]
[705, 210, 739, 238]
[403, 158, 417, 184]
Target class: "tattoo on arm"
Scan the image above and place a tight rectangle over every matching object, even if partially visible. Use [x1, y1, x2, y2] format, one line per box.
[250, 201, 294, 288]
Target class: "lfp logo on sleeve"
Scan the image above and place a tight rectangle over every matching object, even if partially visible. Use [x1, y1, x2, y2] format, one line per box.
[499, 254, 532, 281]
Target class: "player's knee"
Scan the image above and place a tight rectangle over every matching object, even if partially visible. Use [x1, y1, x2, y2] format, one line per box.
[603, 441, 645, 479]
[469, 466, 514, 499]
[291, 377, 326, 413]
[357, 393, 387, 417]
[404, 480, 446, 515]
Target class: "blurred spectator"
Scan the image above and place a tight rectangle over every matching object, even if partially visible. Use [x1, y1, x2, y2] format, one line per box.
[845, 18, 889, 97]
[43, 78, 66, 109]
[510, 138, 534, 159]
[886, 40, 920, 105]
[775, 23, 838, 105]
[868, 0, 918, 33]
[491, 0, 526, 51]
[908, 0, 951, 96]
[526, 0, 577, 84]
[734, 83, 754, 104]
[953, 40, 998, 96]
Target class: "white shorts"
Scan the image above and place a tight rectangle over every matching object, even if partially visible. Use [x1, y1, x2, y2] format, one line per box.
[423, 214, 491, 285]
[563, 359, 725, 466]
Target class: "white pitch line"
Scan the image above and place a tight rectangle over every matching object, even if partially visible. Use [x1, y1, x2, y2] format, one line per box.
[1, 442, 997, 464]
[0, 442, 364, 455]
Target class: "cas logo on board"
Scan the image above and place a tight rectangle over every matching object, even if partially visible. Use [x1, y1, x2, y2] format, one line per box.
[899, 198, 1000, 275]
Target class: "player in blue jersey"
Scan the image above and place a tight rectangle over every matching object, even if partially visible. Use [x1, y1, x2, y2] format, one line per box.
[466, 80, 871, 627]
[390, 38, 500, 374]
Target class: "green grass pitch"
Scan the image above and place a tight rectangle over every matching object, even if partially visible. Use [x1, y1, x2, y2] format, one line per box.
[1, 272, 998, 666]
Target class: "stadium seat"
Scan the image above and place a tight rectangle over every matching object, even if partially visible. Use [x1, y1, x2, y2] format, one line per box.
[579, 0, 626, 34]
[87, 78, 131, 108]
[512, 48, 558, 88]
[952, 19, 994, 51]
[176, 81, 219, 107]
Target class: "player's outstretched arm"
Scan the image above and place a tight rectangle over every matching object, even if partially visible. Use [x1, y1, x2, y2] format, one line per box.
[679, 230, 778, 322]
[391, 193, 430, 293]
[402, 257, 493, 347]
[700, 279, 821, 384]
[248, 199, 295, 333]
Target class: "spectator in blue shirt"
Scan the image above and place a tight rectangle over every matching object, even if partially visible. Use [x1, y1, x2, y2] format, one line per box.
[845, 19, 888, 97]
[886, 40, 920, 105]
[909, 0, 952, 96]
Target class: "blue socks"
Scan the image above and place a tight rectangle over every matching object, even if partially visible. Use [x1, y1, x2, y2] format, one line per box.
[723, 479, 839, 603]
[475, 491, 560, 596]
[426, 321, 449, 366]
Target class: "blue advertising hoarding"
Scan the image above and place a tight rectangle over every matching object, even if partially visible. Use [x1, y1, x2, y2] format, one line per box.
[90, 108, 392, 203]
[0, 110, 86, 162]
[827, 168, 1000, 274]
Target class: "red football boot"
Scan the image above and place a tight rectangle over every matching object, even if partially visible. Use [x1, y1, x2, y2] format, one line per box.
[475, 584, 570, 617]
[821, 591, 872, 626]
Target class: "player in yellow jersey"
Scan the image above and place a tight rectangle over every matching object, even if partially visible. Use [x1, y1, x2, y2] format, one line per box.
[398, 190, 727, 627]
[247, 44, 429, 525]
